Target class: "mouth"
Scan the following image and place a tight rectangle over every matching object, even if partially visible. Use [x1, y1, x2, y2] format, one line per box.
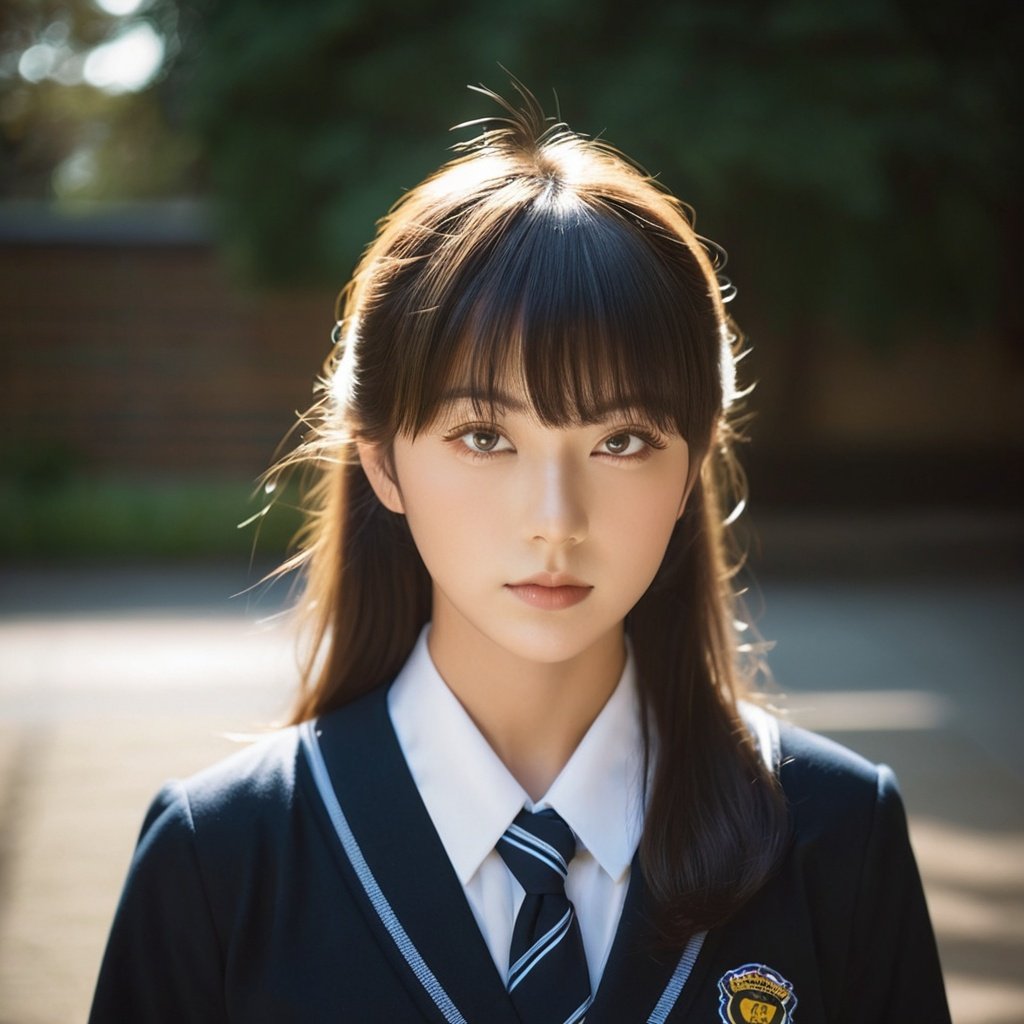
[504, 573, 593, 610]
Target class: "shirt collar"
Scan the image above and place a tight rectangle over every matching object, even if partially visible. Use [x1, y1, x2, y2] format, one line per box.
[388, 628, 528, 886]
[387, 627, 645, 888]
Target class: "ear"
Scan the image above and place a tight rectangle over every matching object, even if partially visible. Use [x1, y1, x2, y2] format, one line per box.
[356, 441, 405, 514]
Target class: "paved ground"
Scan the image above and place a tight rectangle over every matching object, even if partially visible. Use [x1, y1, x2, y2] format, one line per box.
[0, 561, 1021, 1022]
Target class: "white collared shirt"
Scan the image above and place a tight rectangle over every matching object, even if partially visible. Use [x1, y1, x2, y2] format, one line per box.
[387, 627, 646, 992]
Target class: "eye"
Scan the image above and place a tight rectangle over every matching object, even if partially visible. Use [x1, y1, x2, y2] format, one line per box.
[599, 432, 648, 457]
[457, 428, 513, 455]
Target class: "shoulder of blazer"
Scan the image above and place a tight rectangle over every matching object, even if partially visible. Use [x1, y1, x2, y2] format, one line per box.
[777, 719, 882, 792]
[173, 724, 303, 818]
[135, 720, 308, 872]
[774, 719, 895, 854]
[151, 686, 394, 842]
[738, 703, 887, 840]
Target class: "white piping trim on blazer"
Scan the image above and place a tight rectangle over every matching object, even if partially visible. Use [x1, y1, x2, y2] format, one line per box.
[301, 718, 713, 1023]
[648, 929, 707, 1024]
[299, 720, 469, 1024]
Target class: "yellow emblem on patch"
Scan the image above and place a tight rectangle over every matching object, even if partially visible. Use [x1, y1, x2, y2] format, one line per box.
[717, 963, 797, 1024]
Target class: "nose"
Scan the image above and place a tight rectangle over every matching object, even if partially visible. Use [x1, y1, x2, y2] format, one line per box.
[522, 454, 588, 548]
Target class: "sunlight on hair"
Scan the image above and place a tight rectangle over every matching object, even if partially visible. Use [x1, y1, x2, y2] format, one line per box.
[719, 324, 738, 410]
[722, 498, 746, 527]
[327, 321, 358, 413]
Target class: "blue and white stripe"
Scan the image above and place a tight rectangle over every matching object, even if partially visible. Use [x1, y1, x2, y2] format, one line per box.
[508, 906, 574, 991]
[564, 994, 593, 1024]
[501, 822, 570, 876]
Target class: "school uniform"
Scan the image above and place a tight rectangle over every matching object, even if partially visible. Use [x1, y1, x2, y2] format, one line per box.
[90, 635, 950, 1023]
[387, 629, 647, 995]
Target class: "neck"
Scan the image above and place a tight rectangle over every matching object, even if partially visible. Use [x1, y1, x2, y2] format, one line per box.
[426, 606, 626, 801]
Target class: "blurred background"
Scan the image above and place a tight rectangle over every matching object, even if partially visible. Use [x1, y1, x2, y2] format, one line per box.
[0, 1, 1021, 1021]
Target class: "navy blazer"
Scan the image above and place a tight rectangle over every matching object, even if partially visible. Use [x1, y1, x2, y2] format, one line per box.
[90, 684, 950, 1023]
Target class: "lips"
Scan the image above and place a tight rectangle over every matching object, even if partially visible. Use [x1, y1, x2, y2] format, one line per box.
[504, 573, 593, 610]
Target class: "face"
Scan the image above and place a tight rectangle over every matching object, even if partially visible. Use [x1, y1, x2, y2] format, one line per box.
[358, 389, 694, 673]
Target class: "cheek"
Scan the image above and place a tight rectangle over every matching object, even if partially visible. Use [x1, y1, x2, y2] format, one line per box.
[601, 476, 687, 568]
[398, 459, 502, 553]
[624, 466, 688, 527]
[639, 504, 684, 569]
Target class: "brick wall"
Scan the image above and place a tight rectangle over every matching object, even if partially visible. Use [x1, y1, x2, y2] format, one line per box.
[1, 239, 336, 478]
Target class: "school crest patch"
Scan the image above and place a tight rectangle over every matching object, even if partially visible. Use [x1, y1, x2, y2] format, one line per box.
[717, 963, 797, 1024]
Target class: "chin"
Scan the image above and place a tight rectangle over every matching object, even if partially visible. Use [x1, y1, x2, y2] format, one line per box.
[491, 621, 614, 668]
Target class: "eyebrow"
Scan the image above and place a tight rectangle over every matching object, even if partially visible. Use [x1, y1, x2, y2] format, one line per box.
[436, 387, 649, 420]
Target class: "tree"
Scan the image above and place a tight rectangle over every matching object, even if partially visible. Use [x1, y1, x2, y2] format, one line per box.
[5, 0, 1019, 375]
[0, 0, 198, 201]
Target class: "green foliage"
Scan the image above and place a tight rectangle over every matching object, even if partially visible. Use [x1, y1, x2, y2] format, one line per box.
[0, 0, 200, 200]
[0, 475, 303, 560]
[165, 0, 1018, 347]
[4, 0, 1019, 345]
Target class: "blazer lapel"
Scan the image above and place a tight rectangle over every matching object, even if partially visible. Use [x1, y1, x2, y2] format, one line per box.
[586, 858, 714, 1023]
[311, 686, 521, 1024]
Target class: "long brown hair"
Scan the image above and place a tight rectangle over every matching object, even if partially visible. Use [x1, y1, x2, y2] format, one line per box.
[271, 83, 786, 942]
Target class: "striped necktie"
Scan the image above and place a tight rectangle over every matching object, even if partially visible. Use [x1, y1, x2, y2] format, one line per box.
[497, 808, 593, 1024]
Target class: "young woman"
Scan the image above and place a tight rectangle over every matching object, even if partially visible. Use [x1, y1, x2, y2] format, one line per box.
[90, 84, 950, 1023]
